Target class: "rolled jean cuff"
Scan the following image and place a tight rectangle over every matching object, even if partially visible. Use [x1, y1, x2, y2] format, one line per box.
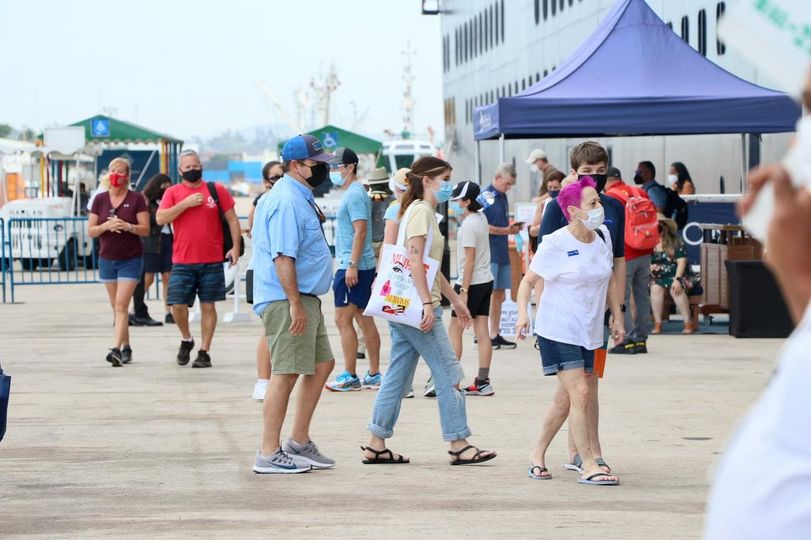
[442, 427, 472, 442]
[367, 422, 394, 440]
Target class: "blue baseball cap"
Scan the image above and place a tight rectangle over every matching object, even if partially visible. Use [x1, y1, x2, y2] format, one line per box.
[281, 134, 336, 162]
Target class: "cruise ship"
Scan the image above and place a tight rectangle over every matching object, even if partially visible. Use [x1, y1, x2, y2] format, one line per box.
[426, 0, 794, 201]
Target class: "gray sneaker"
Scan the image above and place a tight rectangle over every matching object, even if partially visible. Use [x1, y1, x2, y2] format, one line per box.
[252, 449, 312, 474]
[282, 438, 336, 469]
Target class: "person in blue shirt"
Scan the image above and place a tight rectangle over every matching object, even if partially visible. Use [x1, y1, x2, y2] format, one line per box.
[482, 163, 523, 350]
[536, 141, 626, 480]
[324, 148, 382, 392]
[634, 161, 667, 212]
[250, 134, 337, 475]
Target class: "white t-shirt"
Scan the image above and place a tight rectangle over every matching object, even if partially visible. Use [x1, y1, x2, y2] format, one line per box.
[456, 211, 494, 286]
[530, 226, 613, 349]
[705, 301, 811, 539]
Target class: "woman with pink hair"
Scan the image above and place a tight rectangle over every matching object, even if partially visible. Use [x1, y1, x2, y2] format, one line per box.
[515, 176, 625, 486]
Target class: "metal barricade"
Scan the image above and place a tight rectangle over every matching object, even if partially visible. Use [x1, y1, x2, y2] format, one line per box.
[0, 218, 6, 303]
[5, 217, 98, 303]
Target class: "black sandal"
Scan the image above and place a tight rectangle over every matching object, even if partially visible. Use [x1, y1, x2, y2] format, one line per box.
[448, 445, 497, 466]
[361, 446, 410, 464]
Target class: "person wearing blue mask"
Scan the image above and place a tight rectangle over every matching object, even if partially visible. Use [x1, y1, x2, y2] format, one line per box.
[363, 156, 497, 466]
[325, 148, 382, 392]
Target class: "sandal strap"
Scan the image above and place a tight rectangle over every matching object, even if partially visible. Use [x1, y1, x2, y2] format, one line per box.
[361, 446, 392, 459]
[529, 465, 548, 473]
[448, 444, 475, 457]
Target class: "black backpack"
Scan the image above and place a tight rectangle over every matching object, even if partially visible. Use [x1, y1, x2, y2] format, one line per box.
[207, 182, 245, 260]
[647, 183, 689, 229]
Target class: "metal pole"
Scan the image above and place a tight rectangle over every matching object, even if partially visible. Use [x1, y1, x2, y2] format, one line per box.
[474, 140, 481, 183]
[740, 133, 747, 193]
[499, 134, 505, 164]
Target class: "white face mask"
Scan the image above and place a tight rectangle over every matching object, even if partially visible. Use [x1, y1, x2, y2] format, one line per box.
[575, 206, 605, 231]
[668, 174, 678, 185]
[529, 163, 539, 173]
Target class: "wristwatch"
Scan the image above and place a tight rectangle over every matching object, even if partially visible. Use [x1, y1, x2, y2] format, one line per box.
[459, 286, 468, 293]
[348, 260, 356, 268]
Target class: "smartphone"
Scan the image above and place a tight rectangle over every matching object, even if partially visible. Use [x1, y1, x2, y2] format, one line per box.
[742, 116, 811, 242]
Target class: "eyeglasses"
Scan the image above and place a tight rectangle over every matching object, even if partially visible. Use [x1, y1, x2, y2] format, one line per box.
[108, 208, 117, 218]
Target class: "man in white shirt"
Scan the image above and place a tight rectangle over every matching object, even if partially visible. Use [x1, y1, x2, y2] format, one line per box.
[704, 162, 811, 538]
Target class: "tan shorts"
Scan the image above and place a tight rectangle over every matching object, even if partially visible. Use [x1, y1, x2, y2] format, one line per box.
[260, 296, 334, 375]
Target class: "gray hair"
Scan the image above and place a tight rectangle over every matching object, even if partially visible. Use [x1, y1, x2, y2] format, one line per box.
[495, 163, 516, 179]
[179, 149, 201, 164]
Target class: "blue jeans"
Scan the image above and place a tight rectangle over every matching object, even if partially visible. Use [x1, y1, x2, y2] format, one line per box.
[369, 308, 471, 442]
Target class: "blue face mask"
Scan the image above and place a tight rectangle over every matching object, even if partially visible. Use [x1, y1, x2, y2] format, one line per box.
[432, 180, 453, 204]
[329, 171, 345, 187]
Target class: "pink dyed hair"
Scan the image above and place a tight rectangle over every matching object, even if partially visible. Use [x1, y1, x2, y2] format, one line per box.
[558, 176, 597, 221]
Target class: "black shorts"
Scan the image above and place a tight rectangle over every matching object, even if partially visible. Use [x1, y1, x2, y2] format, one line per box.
[451, 280, 493, 318]
[143, 234, 173, 274]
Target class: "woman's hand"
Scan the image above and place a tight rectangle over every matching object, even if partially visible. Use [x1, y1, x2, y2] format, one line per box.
[515, 314, 530, 340]
[420, 305, 436, 333]
[451, 298, 472, 329]
[106, 217, 126, 233]
[671, 279, 683, 296]
[610, 317, 625, 344]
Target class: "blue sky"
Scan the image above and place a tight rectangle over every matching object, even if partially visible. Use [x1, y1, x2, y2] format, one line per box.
[1, 0, 443, 141]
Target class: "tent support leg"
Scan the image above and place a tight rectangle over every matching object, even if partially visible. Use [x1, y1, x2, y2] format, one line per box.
[740, 133, 747, 193]
[498, 134, 505, 164]
[475, 140, 481, 183]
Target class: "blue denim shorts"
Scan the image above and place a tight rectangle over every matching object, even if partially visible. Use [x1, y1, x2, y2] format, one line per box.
[167, 263, 225, 306]
[489, 262, 512, 290]
[536, 336, 595, 376]
[333, 268, 375, 309]
[98, 256, 143, 283]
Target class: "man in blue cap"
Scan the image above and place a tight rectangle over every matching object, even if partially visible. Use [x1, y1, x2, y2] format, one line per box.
[250, 134, 337, 474]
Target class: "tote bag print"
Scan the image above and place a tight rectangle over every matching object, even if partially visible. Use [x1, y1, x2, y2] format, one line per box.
[364, 203, 439, 328]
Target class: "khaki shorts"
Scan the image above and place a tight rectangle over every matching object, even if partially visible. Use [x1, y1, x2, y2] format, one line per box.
[260, 296, 334, 375]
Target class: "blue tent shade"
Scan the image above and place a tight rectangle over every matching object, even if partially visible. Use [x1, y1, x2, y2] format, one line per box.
[474, 0, 801, 140]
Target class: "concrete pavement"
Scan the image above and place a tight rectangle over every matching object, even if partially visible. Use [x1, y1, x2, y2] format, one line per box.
[0, 282, 783, 538]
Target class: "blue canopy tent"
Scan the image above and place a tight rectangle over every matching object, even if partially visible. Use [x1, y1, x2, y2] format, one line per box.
[473, 0, 800, 176]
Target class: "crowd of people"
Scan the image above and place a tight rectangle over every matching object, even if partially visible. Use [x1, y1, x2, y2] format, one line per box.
[87, 135, 701, 481]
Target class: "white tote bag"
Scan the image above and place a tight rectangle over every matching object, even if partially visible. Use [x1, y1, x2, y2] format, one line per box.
[364, 202, 440, 328]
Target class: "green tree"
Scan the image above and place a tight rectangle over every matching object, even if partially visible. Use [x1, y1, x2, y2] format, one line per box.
[0, 123, 12, 138]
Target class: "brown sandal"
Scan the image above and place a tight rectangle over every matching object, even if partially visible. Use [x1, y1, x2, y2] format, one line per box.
[448, 445, 497, 465]
[361, 446, 410, 464]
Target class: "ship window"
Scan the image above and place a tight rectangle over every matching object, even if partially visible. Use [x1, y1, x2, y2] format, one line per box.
[484, 9, 490, 50]
[681, 15, 689, 44]
[479, 11, 484, 53]
[543, 69, 548, 77]
[534, 0, 539, 24]
[698, 9, 707, 56]
[543, 0, 548, 21]
[551, 0, 556, 16]
[500, 0, 505, 42]
[569, 0, 573, 5]
[536, 72, 541, 82]
[716, 2, 726, 55]
[666, 21, 672, 30]
[559, 0, 564, 12]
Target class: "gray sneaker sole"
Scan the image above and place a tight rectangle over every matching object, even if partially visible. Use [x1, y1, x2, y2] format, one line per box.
[252, 464, 312, 474]
[282, 444, 335, 470]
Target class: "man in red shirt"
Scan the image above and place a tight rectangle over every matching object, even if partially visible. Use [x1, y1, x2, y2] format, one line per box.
[157, 150, 241, 368]
[604, 166, 655, 355]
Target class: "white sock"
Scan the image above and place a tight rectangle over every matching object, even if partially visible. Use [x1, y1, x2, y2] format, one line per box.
[257, 378, 269, 384]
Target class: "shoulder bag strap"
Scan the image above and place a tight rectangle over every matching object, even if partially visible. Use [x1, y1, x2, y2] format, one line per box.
[396, 201, 434, 258]
[206, 182, 223, 214]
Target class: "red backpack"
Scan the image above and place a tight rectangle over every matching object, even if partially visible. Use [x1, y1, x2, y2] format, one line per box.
[606, 184, 660, 251]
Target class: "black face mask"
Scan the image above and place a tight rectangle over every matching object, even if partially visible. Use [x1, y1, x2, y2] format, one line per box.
[548, 189, 560, 199]
[182, 169, 203, 182]
[579, 173, 607, 193]
[303, 162, 329, 188]
[633, 171, 645, 185]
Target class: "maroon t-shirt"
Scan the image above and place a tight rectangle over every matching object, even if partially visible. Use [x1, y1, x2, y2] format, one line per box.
[90, 190, 148, 260]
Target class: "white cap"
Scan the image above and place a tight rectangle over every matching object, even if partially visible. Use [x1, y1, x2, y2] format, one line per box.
[524, 149, 547, 164]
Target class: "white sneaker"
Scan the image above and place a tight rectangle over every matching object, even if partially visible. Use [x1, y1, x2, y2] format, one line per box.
[405, 387, 415, 398]
[252, 379, 269, 401]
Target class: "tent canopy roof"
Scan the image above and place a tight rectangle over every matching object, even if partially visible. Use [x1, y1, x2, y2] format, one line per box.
[278, 125, 382, 155]
[474, 0, 800, 140]
[70, 115, 183, 144]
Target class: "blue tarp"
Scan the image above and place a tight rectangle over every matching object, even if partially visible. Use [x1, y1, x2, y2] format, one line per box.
[473, 0, 800, 140]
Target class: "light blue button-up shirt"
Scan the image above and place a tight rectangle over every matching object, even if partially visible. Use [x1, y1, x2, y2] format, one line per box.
[251, 175, 334, 316]
[335, 181, 376, 271]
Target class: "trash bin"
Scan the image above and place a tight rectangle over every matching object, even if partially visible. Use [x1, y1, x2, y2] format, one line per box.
[725, 260, 794, 338]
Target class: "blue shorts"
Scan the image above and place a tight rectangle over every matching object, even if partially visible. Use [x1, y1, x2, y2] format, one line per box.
[98, 256, 142, 283]
[333, 268, 375, 309]
[167, 263, 225, 306]
[490, 262, 512, 290]
[536, 336, 595, 376]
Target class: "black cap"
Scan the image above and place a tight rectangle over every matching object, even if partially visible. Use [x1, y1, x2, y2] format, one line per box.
[332, 147, 358, 166]
[607, 166, 622, 179]
[450, 181, 481, 201]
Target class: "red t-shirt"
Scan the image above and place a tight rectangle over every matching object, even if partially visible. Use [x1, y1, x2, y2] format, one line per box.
[159, 181, 235, 264]
[605, 183, 654, 261]
[90, 190, 148, 260]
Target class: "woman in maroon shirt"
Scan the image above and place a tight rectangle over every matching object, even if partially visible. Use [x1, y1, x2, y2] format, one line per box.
[88, 158, 149, 366]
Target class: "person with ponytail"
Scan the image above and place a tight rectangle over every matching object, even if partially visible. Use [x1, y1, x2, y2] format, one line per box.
[363, 157, 497, 466]
[88, 157, 150, 366]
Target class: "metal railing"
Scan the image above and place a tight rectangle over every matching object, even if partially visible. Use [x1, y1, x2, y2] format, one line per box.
[4, 217, 98, 303]
[0, 218, 6, 303]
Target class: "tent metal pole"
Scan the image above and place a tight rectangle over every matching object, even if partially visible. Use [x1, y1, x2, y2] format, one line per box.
[499, 134, 505, 164]
[475, 140, 481, 183]
[740, 133, 747, 193]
